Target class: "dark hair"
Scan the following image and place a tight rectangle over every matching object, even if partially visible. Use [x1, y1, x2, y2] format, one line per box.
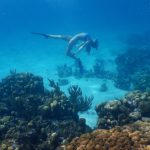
[92, 39, 98, 50]
[86, 45, 91, 55]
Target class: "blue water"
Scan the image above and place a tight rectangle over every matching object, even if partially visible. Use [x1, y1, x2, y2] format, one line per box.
[1, 0, 150, 32]
[0, 0, 150, 73]
[0, 0, 150, 127]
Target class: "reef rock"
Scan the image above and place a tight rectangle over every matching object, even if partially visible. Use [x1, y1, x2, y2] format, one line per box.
[96, 91, 150, 129]
[0, 72, 91, 150]
[115, 44, 150, 90]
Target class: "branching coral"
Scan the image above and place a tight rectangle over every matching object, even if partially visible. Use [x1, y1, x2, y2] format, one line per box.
[48, 79, 64, 97]
[68, 85, 93, 113]
[78, 96, 93, 113]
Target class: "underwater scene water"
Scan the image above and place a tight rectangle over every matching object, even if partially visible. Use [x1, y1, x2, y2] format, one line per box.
[0, 0, 150, 149]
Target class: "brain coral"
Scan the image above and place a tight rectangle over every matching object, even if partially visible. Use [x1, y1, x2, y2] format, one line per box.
[59, 121, 150, 150]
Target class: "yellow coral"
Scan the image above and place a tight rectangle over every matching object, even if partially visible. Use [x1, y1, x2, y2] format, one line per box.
[1, 144, 7, 150]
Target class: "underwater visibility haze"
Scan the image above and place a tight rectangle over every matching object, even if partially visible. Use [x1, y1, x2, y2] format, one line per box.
[0, 0, 150, 149]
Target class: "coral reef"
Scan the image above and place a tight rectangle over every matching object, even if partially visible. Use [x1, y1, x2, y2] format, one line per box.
[68, 85, 93, 113]
[96, 91, 150, 129]
[93, 59, 106, 78]
[132, 71, 150, 91]
[56, 59, 115, 80]
[99, 83, 108, 92]
[115, 48, 150, 90]
[115, 32, 150, 90]
[0, 72, 44, 119]
[0, 72, 44, 96]
[57, 64, 72, 78]
[58, 79, 69, 86]
[59, 121, 150, 150]
[114, 74, 131, 90]
[0, 73, 91, 150]
[87, 59, 115, 80]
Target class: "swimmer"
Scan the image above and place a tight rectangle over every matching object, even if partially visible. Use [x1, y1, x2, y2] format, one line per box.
[31, 32, 98, 60]
[31, 32, 98, 74]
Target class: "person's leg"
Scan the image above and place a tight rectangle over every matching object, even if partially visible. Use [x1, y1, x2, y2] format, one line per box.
[31, 32, 72, 42]
[66, 40, 77, 60]
[66, 36, 80, 58]
[66, 38, 84, 75]
[47, 34, 72, 41]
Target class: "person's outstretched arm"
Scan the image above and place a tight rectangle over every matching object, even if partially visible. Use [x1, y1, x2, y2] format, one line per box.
[75, 41, 90, 55]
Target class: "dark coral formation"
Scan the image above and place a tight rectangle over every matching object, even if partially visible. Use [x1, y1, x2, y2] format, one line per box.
[57, 64, 73, 78]
[58, 79, 69, 86]
[115, 32, 150, 91]
[115, 48, 150, 90]
[99, 83, 108, 92]
[0, 72, 44, 96]
[132, 71, 150, 91]
[0, 72, 44, 119]
[93, 59, 106, 78]
[60, 121, 150, 150]
[56, 59, 115, 80]
[96, 91, 150, 129]
[0, 72, 91, 150]
[68, 85, 93, 113]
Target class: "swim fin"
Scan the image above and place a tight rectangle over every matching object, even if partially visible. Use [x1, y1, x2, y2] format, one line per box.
[31, 32, 49, 38]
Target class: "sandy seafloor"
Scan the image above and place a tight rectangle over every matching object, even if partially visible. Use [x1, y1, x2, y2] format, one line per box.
[0, 30, 129, 128]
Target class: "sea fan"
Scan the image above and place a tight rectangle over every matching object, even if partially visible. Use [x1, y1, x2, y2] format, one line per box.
[68, 85, 93, 113]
